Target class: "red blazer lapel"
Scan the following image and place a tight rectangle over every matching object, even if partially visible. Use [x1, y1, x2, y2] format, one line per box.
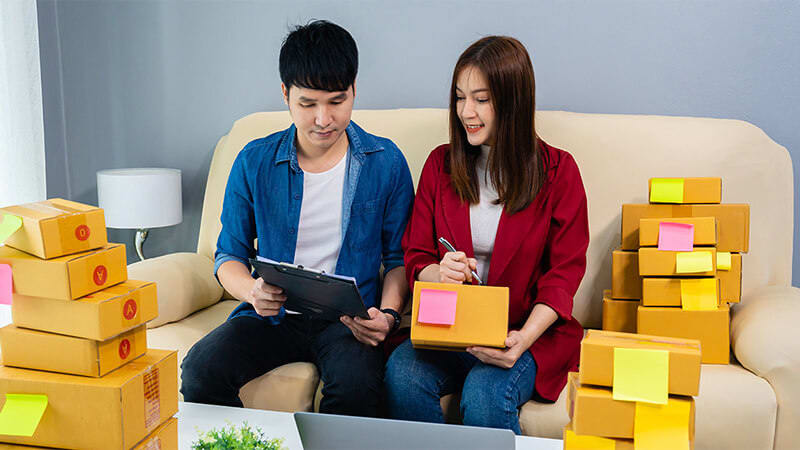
[439, 171, 475, 258]
[486, 200, 540, 284]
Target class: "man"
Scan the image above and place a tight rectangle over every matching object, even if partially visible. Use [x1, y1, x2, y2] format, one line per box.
[180, 20, 414, 417]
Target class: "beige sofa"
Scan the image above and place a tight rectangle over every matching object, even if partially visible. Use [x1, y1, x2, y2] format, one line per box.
[133, 109, 799, 450]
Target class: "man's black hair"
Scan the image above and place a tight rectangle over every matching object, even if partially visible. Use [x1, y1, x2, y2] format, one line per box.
[279, 20, 358, 92]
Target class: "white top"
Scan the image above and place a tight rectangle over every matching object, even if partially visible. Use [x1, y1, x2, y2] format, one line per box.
[469, 145, 504, 282]
[293, 152, 347, 275]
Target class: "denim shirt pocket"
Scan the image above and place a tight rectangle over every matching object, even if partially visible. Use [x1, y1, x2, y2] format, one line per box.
[349, 199, 381, 250]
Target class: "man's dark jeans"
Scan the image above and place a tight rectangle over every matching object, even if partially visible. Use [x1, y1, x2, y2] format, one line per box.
[180, 314, 384, 417]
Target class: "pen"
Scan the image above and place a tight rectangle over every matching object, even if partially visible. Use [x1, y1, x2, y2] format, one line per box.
[438, 237, 484, 285]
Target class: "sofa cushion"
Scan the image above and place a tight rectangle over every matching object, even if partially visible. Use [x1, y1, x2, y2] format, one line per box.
[147, 299, 238, 399]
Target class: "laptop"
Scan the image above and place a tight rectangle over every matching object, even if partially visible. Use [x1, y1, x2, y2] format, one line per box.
[294, 412, 516, 450]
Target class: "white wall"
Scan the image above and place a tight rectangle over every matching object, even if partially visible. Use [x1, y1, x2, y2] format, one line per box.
[0, 0, 46, 207]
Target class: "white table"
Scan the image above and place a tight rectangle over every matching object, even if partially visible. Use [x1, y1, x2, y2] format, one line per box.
[177, 402, 562, 450]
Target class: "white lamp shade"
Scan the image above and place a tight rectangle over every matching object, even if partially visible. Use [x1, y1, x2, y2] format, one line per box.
[97, 168, 183, 229]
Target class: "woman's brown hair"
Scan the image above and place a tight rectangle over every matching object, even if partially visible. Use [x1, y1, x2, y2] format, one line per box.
[448, 36, 545, 215]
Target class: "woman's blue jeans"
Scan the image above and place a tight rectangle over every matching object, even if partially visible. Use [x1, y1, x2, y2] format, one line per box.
[385, 338, 537, 435]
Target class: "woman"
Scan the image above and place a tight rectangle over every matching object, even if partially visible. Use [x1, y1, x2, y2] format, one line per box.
[385, 36, 589, 434]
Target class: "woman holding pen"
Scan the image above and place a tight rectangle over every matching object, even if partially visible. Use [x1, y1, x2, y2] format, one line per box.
[385, 36, 589, 434]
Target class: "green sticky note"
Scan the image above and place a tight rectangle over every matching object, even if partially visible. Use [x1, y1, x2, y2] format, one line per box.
[0, 394, 48, 437]
[613, 347, 669, 404]
[650, 178, 684, 203]
[0, 214, 23, 244]
[675, 251, 714, 274]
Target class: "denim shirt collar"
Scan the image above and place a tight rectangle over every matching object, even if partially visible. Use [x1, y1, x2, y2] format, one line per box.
[274, 121, 384, 171]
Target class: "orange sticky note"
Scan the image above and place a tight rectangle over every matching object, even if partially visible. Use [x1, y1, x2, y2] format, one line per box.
[675, 251, 713, 274]
[681, 278, 717, 310]
[613, 347, 669, 404]
[418, 289, 457, 325]
[634, 399, 692, 450]
[564, 428, 616, 450]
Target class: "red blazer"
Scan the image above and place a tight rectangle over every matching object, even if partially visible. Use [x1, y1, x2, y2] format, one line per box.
[402, 141, 589, 402]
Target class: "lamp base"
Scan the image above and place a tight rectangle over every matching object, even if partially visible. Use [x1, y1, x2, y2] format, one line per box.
[135, 228, 149, 261]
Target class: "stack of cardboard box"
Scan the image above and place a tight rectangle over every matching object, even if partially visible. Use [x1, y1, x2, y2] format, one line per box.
[564, 330, 701, 449]
[0, 199, 178, 449]
[605, 177, 748, 364]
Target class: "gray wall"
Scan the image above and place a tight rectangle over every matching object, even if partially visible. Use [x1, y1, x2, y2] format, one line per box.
[38, 0, 799, 285]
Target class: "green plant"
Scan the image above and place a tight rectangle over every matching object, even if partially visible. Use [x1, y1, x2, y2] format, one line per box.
[191, 422, 287, 450]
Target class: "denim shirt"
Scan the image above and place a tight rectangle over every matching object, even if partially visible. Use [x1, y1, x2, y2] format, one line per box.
[215, 121, 415, 324]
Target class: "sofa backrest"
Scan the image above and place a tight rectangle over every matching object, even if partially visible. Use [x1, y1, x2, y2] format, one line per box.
[197, 109, 793, 328]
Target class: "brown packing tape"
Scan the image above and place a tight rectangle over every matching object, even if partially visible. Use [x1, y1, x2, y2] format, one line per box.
[144, 366, 161, 430]
[42, 212, 89, 257]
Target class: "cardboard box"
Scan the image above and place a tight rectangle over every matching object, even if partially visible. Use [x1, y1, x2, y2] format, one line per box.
[579, 330, 701, 396]
[648, 177, 721, 204]
[0, 199, 107, 260]
[642, 253, 741, 305]
[567, 372, 695, 440]
[0, 349, 177, 449]
[639, 217, 717, 247]
[621, 204, 749, 252]
[641, 278, 721, 307]
[563, 424, 633, 450]
[0, 325, 147, 377]
[602, 290, 639, 333]
[0, 244, 127, 300]
[11, 280, 158, 341]
[638, 247, 717, 277]
[638, 305, 730, 364]
[410, 281, 508, 350]
[131, 417, 177, 450]
[611, 250, 641, 300]
[718, 253, 742, 303]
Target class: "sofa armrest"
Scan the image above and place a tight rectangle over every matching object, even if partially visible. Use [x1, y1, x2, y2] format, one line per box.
[731, 285, 800, 450]
[128, 252, 224, 328]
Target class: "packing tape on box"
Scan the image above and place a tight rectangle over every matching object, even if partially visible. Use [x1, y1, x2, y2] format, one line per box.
[53, 213, 91, 256]
[143, 366, 161, 430]
[141, 436, 162, 450]
[119, 288, 143, 327]
[17, 201, 80, 216]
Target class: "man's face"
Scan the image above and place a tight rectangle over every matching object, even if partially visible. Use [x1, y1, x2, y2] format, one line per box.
[283, 83, 355, 155]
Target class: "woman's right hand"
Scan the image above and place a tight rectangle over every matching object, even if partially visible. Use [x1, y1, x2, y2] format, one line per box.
[248, 277, 287, 317]
[439, 251, 478, 284]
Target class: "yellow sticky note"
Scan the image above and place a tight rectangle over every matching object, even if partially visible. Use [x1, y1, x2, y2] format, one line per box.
[717, 252, 731, 271]
[0, 214, 23, 244]
[634, 399, 692, 450]
[675, 251, 713, 274]
[0, 393, 48, 437]
[564, 428, 616, 450]
[650, 178, 684, 203]
[613, 347, 669, 404]
[681, 278, 717, 310]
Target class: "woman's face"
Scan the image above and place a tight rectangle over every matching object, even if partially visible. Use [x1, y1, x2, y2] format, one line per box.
[456, 66, 495, 147]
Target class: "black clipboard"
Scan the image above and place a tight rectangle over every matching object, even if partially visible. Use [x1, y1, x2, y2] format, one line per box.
[249, 258, 370, 321]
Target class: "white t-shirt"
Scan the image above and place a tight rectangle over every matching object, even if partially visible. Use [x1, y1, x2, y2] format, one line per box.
[469, 145, 504, 282]
[293, 151, 347, 275]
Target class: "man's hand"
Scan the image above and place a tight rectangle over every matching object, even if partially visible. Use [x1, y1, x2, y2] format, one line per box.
[467, 330, 532, 369]
[247, 277, 287, 317]
[340, 307, 392, 347]
[439, 251, 478, 284]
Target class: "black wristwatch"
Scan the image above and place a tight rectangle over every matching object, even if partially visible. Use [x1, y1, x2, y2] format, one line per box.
[381, 308, 402, 332]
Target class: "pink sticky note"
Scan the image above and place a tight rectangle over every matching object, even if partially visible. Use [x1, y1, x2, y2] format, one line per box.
[658, 222, 695, 252]
[0, 264, 11, 305]
[418, 289, 457, 325]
